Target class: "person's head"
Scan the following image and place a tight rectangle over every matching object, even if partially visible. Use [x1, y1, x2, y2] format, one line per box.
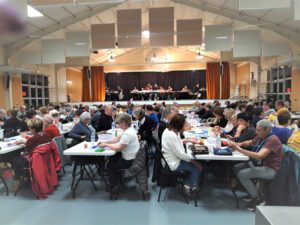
[167, 114, 186, 133]
[223, 108, 235, 121]
[237, 112, 252, 127]
[103, 105, 113, 117]
[284, 101, 290, 108]
[27, 118, 43, 134]
[79, 112, 91, 126]
[145, 105, 154, 114]
[74, 109, 83, 118]
[20, 105, 26, 113]
[39, 107, 48, 116]
[10, 109, 18, 118]
[275, 100, 285, 110]
[162, 106, 178, 121]
[238, 104, 247, 112]
[133, 108, 145, 120]
[245, 105, 255, 115]
[277, 111, 291, 126]
[26, 110, 37, 120]
[89, 106, 97, 115]
[212, 106, 224, 119]
[205, 104, 212, 111]
[43, 115, 54, 128]
[253, 107, 263, 117]
[115, 113, 131, 130]
[256, 119, 273, 139]
[0, 109, 6, 118]
[225, 100, 230, 106]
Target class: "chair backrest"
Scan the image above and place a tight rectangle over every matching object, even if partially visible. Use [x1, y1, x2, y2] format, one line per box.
[53, 136, 67, 165]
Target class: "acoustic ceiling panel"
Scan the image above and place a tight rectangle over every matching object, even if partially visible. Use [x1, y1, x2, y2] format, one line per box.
[41, 39, 65, 64]
[295, 0, 300, 20]
[262, 42, 290, 57]
[177, 19, 202, 46]
[31, 0, 73, 6]
[205, 24, 232, 52]
[117, 9, 142, 48]
[66, 32, 90, 57]
[91, 23, 115, 49]
[149, 7, 174, 47]
[239, 0, 290, 10]
[10, 0, 27, 20]
[18, 51, 42, 64]
[233, 30, 261, 57]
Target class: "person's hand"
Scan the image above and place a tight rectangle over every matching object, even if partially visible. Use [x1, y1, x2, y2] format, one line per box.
[97, 131, 106, 134]
[188, 138, 200, 144]
[98, 143, 107, 148]
[227, 140, 240, 151]
[15, 140, 26, 145]
[20, 132, 27, 138]
[191, 160, 203, 172]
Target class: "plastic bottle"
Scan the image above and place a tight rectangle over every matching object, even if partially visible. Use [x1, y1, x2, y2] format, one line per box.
[112, 121, 116, 129]
[89, 125, 96, 145]
[216, 134, 222, 148]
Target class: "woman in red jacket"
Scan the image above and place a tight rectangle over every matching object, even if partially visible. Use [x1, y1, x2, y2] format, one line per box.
[43, 115, 60, 138]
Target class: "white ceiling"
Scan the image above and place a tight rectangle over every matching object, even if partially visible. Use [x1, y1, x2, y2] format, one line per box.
[2, 0, 300, 64]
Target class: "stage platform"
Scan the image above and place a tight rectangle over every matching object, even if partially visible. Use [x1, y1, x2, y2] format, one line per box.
[71, 99, 237, 107]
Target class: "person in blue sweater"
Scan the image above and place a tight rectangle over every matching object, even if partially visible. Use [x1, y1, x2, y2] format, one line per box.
[69, 112, 95, 146]
[145, 104, 159, 127]
[272, 110, 293, 144]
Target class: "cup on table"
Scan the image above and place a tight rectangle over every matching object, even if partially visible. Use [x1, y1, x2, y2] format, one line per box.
[83, 143, 88, 149]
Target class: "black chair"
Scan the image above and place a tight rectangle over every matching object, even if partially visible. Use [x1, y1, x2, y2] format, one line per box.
[157, 150, 190, 204]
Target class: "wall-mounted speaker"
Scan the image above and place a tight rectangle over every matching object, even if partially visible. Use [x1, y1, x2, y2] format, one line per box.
[5, 73, 10, 89]
[87, 68, 91, 80]
[220, 63, 224, 76]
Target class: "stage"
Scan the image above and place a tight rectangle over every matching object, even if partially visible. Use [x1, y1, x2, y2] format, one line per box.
[71, 99, 237, 107]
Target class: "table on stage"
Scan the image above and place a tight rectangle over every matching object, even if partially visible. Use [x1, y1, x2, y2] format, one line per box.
[130, 90, 207, 100]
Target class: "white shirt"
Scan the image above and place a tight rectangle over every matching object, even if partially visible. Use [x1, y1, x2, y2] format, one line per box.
[224, 122, 234, 133]
[161, 128, 191, 171]
[119, 127, 139, 160]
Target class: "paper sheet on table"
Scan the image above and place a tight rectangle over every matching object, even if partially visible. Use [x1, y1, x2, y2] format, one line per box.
[98, 133, 114, 141]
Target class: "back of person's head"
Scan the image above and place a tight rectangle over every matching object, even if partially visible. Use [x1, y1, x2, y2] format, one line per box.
[245, 104, 255, 115]
[277, 110, 291, 126]
[205, 104, 212, 110]
[276, 100, 285, 108]
[133, 108, 145, 120]
[115, 113, 132, 127]
[146, 105, 154, 111]
[75, 109, 83, 117]
[253, 107, 263, 117]
[10, 109, 18, 118]
[79, 112, 91, 123]
[43, 115, 54, 125]
[223, 108, 235, 121]
[27, 118, 43, 133]
[0, 108, 6, 116]
[39, 107, 48, 115]
[212, 106, 224, 117]
[154, 105, 160, 113]
[26, 109, 37, 119]
[162, 107, 172, 119]
[167, 114, 186, 132]
[89, 106, 97, 112]
[238, 104, 247, 112]
[237, 112, 252, 122]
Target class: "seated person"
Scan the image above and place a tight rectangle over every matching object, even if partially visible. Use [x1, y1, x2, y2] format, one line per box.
[198, 104, 213, 120]
[12, 118, 52, 189]
[68, 112, 93, 145]
[133, 108, 156, 142]
[145, 105, 159, 127]
[3, 109, 27, 137]
[251, 107, 263, 128]
[49, 110, 60, 125]
[43, 115, 60, 139]
[209, 107, 228, 128]
[228, 119, 283, 211]
[287, 120, 300, 154]
[223, 108, 236, 132]
[97, 105, 114, 132]
[158, 106, 179, 142]
[89, 106, 101, 131]
[268, 100, 289, 122]
[98, 113, 139, 192]
[272, 110, 292, 144]
[162, 114, 202, 195]
[39, 107, 49, 117]
[263, 103, 276, 117]
[0, 108, 7, 128]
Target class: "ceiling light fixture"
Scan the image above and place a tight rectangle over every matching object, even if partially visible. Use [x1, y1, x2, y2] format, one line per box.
[108, 55, 115, 62]
[142, 30, 150, 38]
[196, 52, 204, 59]
[151, 52, 157, 61]
[75, 42, 87, 45]
[216, 36, 228, 40]
[27, 5, 43, 18]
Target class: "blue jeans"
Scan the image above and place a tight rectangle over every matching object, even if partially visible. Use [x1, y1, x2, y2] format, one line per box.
[176, 160, 201, 187]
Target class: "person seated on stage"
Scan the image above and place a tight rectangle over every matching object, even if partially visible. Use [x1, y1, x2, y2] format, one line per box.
[43, 115, 60, 139]
[117, 86, 124, 101]
[145, 105, 159, 127]
[132, 87, 138, 92]
[98, 113, 139, 192]
[228, 119, 283, 211]
[133, 108, 156, 142]
[3, 109, 27, 137]
[209, 107, 228, 128]
[181, 85, 189, 92]
[198, 104, 213, 120]
[153, 83, 159, 91]
[161, 114, 202, 195]
[89, 106, 101, 131]
[167, 85, 173, 92]
[145, 83, 152, 90]
[159, 86, 165, 91]
[69, 112, 94, 146]
[97, 105, 114, 133]
[158, 106, 179, 142]
[271, 110, 292, 144]
[193, 83, 200, 93]
[12, 118, 52, 190]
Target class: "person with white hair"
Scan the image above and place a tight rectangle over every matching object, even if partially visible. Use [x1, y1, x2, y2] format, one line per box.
[43, 115, 60, 139]
[89, 105, 101, 131]
[68, 112, 94, 145]
[228, 119, 284, 211]
[0, 108, 7, 128]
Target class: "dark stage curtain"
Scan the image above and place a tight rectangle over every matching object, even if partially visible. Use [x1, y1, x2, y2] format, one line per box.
[105, 70, 206, 97]
[206, 62, 230, 99]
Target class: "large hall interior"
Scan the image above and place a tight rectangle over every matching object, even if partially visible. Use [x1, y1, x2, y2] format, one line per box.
[0, 1, 300, 225]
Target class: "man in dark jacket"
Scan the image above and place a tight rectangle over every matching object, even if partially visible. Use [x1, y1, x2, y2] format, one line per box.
[97, 105, 113, 132]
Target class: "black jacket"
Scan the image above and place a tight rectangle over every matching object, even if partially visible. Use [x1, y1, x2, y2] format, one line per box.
[138, 115, 155, 142]
[158, 120, 168, 143]
[266, 152, 300, 206]
[3, 117, 27, 137]
[97, 114, 113, 132]
[199, 110, 213, 120]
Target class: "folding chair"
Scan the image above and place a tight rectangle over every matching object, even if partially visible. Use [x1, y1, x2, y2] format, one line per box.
[53, 136, 68, 174]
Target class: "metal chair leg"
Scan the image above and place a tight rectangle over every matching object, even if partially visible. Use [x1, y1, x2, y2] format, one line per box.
[157, 187, 163, 202]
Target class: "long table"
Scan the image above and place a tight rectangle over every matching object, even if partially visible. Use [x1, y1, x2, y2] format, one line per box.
[63, 141, 116, 198]
[130, 90, 207, 100]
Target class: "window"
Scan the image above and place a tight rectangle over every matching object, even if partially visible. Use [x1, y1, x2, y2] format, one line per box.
[22, 73, 49, 109]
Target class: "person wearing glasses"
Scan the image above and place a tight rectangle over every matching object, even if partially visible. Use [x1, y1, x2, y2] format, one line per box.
[97, 113, 139, 193]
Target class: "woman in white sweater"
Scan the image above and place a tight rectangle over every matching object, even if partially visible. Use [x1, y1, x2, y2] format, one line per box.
[161, 114, 202, 193]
